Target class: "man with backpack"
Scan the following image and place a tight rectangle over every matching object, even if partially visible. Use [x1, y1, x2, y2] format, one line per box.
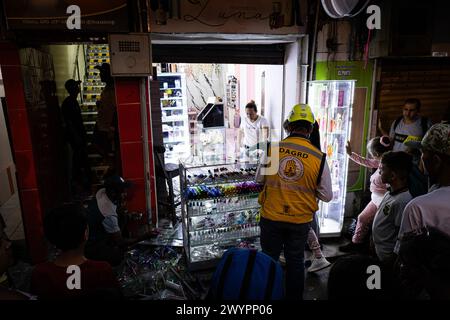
[257, 104, 332, 300]
[379, 98, 432, 152]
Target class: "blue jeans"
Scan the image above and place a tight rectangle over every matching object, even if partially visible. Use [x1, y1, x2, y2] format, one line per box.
[260, 217, 310, 300]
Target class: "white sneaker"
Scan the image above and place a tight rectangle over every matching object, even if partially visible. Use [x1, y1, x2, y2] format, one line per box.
[308, 256, 331, 273]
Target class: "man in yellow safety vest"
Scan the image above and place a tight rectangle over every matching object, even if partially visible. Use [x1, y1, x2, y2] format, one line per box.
[257, 103, 333, 300]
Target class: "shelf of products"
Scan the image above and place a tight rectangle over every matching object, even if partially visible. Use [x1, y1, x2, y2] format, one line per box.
[180, 162, 262, 269]
[81, 44, 110, 186]
[308, 80, 355, 237]
[159, 73, 190, 164]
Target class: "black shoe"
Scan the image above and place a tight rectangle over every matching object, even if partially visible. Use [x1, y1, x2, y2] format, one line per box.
[339, 242, 367, 253]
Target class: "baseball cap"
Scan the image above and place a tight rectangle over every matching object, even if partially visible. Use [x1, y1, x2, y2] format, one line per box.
[421, 123, 450, 156]
[64, 79, 81, 91]
[104, 175, 132, 192]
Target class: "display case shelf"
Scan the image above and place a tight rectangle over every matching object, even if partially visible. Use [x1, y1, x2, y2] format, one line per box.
[162, 118, 186, 123]
[189, 216, 260, 232]
[188, 205, 260, 218]
[160, 97, 183, 101]
[189, 238, 261, 265]
[160, 87, 182, 90]
[180, 161, 261, 270]
[185, 191, 261, 202]
[161, 107, 185, 111]
[186, 176, 258, 187]
[189, 226, 260, 248]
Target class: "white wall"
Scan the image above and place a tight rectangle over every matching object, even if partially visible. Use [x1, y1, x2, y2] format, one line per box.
[255, 65, 284, 141]
[185, 64, 226, 112]
[48, 45, 86, 103]
[233, 64, 285, 141]
[0, 100, 15, 204]
[284, 41, 300, 111]
[0, 68, 4, 97]
[0, 97, 23, 240]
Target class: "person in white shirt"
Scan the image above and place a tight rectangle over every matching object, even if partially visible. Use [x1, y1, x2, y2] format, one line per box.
[378, 98, 432, 152]
[239, 100, 270, 161]
[397, 123, 450, 241]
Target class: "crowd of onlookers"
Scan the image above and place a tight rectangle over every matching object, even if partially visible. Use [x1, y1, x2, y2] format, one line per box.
[329, 99, 450, 300]
[0, 174, 156, 300]
[1, 98, 449, 300]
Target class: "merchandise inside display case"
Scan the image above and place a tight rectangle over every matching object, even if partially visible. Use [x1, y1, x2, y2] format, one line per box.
[308, 80, 355, 237]
[179, 161, 263, 270]
[194, 97, 227, 164]
[159, 72, 190, 164]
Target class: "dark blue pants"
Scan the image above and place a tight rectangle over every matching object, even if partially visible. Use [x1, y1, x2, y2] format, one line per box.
[260, 217, 310, 300]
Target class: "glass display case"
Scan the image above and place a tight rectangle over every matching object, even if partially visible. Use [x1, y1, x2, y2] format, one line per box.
[308, 80, 355, 237]
[194, 97, 226, 164]
[159, 73, 190, 163]
[179, 161, 263, 270]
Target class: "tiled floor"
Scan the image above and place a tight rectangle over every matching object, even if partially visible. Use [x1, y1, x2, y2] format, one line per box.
[304, 238, 351, 300]
[149, 219, 353, 300]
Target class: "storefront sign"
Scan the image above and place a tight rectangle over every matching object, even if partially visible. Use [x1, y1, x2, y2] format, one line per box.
[4, 0, 128, 32]
[150, 0, 307, 35]
[336, 65, 355, 78]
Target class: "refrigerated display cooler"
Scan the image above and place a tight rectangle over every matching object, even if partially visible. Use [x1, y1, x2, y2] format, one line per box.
[308, 80, 355, 237]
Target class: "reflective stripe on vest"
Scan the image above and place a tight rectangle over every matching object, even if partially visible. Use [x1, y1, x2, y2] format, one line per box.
[278, 142, 323, 160]
[265, 179, 316, 194]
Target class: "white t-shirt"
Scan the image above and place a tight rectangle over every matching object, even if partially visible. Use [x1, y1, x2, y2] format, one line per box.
[96, 188, 121, 234]
[241, 115, 270, 147]
[398, 186, 450, 239]
[389, 116, 431, 152]
[372, 189, 412, 261]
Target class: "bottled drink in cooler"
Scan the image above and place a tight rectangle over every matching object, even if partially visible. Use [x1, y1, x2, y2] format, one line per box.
[332, 138, 339, 157]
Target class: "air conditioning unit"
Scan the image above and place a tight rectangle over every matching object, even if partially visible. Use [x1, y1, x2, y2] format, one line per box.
[108, 34, 152, 77]
[321, 0, 370, 18]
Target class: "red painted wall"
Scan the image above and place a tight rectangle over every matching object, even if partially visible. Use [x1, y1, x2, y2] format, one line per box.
[115, 78, 157, 226]
[1, 44, 156, 260]
[0, 43, 48, 263]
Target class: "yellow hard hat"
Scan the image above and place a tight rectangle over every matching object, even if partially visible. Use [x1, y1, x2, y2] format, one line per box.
[288, 104, 315, 124]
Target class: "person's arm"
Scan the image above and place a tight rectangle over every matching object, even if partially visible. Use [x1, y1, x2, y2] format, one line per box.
[346, 141, 379, 168]
[237, 120, 245, 148]
[349, 153, 380, 169]
[426, 117, 433, 131]
[316, 162, 333, 202]
[109, 231, 151, 248]
[102, 215, 153, 248]
[397, 201, 424, 243]
[388, 121, 396, 144]
[378, 118, 389, 137]
[261, 126, 270, 143]
[255, 152, 267, 184]
[260, 117, 270, 142]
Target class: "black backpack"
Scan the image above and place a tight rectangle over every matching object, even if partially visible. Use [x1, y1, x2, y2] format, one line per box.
[408, 164, 428, 198]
